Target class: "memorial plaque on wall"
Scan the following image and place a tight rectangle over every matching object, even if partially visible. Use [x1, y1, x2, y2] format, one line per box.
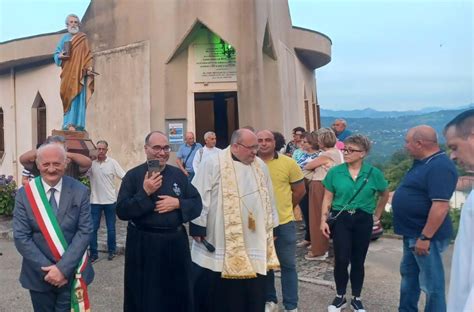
[194, 43, 237, 83]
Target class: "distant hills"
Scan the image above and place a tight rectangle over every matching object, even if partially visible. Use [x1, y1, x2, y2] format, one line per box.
[320, 105, 473, 164]
[321, 104, 473, 119]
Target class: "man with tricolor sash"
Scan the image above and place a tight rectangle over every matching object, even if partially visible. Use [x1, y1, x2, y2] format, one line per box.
[13, 143, 94, 312]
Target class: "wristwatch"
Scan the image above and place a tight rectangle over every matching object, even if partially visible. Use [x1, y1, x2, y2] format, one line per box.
[419, 234, 432, 241]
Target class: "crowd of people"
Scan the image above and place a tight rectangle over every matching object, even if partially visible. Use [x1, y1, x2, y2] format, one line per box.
[11, 110, 474, 312]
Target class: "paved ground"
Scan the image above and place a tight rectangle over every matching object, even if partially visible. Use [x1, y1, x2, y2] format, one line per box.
[0, 217, 454, 311]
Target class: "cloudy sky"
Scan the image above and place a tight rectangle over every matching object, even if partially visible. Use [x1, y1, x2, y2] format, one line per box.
[1, 0, 472, 111]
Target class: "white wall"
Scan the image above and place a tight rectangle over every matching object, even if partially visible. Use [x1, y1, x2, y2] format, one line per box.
[0, 63, 62, 182]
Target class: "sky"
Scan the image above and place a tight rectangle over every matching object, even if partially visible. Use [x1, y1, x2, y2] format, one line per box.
[0, 0, 472, 111]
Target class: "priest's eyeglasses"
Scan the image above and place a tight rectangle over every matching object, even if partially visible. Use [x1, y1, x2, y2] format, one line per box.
[237, 143, 259, 151]
[148, 145, 171, 153]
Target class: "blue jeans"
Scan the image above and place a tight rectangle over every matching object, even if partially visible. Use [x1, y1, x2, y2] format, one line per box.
[399, 237, 450, 312]
[90, 203, 117, 257]
[266, 221, 298, 310]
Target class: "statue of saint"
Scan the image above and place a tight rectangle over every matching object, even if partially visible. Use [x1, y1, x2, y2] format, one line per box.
[54, 14, 94, 131]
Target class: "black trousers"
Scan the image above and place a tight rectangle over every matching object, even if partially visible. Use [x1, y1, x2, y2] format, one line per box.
[332, 210, 373, 297]
[193, 265, 266, 312]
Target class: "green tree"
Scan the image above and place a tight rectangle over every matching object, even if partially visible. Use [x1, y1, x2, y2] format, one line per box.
[383, 149, 412, 191]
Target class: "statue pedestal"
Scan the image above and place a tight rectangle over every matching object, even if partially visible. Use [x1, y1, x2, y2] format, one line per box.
[51, 129, 97, 158]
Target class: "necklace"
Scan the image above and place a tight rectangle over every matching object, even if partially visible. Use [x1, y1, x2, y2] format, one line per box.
[349, 167, 360, 180]
[231, 161, 262, 232]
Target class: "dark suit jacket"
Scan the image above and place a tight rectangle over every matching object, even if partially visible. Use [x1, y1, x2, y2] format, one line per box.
[13, 176, 94, 292]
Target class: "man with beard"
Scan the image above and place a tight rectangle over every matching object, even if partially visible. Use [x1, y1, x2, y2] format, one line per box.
[54, 14, 94, 131]
[257, 130, 305, 312]
[116, 131, 202, 312]
[444, 109, 474, 311]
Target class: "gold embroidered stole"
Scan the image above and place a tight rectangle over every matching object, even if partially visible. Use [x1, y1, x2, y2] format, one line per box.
[219, 148, 279, 279]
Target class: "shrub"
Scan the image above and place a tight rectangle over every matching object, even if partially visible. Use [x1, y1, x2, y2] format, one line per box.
[0, 175, 17, 216]
[380, 208, 462, 239]
[450, 208, 461, 238]
[78, 175, 90, 189]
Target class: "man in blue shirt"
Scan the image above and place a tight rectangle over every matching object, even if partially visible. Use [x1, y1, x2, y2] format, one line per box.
[332, 119, 352, 141]
[176, 132, 202, 181]
[392, 125, 458, 312]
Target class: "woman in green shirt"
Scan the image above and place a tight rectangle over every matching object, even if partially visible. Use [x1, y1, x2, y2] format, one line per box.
[320, 134, 389, 312]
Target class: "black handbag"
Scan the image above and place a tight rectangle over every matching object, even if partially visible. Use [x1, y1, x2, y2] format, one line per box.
[326, 168, 373, 235]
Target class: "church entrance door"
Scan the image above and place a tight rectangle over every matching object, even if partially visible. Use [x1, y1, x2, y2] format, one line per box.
[194, 92, 238, 149]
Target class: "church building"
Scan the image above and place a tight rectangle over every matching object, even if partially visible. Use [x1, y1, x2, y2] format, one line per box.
[0, 0, 331, 180]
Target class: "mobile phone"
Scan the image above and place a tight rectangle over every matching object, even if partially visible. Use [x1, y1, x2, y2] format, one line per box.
[147, 160, 164, 177]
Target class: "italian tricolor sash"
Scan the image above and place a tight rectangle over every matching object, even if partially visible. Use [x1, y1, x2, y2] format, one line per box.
[25, 177, 90, 312]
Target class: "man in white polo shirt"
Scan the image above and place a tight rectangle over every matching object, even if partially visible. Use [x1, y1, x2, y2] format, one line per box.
[89, 140, 125, 262]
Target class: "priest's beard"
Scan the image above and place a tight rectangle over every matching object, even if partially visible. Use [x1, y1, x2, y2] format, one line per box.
[68, 26, 79, 34]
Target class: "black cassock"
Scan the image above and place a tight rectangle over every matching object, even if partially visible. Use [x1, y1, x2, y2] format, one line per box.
[117, 163, 202, 312]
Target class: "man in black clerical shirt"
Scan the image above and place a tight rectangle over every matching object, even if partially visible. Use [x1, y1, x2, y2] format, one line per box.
[116, 131, 202, 312]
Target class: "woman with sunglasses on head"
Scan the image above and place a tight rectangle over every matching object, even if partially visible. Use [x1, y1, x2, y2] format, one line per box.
[303, 128, 344, 261]
[320, 134, 389, 312]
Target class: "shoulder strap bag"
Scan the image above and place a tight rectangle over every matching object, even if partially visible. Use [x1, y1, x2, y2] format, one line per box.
[326, 167, 373, 231]
[183, 143, 197, 168]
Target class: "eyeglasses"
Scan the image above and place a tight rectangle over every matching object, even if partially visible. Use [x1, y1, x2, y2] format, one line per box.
[237, 143, 259, 151]
[342, 148, 364, 154]
[148, 145, 171, 153]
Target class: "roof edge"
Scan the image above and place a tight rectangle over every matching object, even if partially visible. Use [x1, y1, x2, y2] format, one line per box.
[0, 29, 67, 45]
[292, 26, 332, 45]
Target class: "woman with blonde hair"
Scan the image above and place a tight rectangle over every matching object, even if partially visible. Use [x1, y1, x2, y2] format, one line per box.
[304, 128, 343, 260]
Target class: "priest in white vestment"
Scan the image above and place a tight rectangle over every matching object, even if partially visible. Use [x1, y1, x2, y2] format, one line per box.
[190, 128, 279, 312]
[192, 131, 221, 175]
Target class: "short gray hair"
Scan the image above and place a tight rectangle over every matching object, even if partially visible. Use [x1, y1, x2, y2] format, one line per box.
[204, 131, 216, 140]
[36, 143, 67, 163]
[344, 134, 372, 153]
[96, 140, 109, 147]
[65, 14, 81, 25]
[335, 119, 347, 126]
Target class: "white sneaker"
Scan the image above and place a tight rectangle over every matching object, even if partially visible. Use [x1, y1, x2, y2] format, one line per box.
[328, 295, 347, 312]
[305, 251, 328, 261]
[285, 309, 298, 312]
[265, 301, 278, 312]
[265, 302, 278, 312]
